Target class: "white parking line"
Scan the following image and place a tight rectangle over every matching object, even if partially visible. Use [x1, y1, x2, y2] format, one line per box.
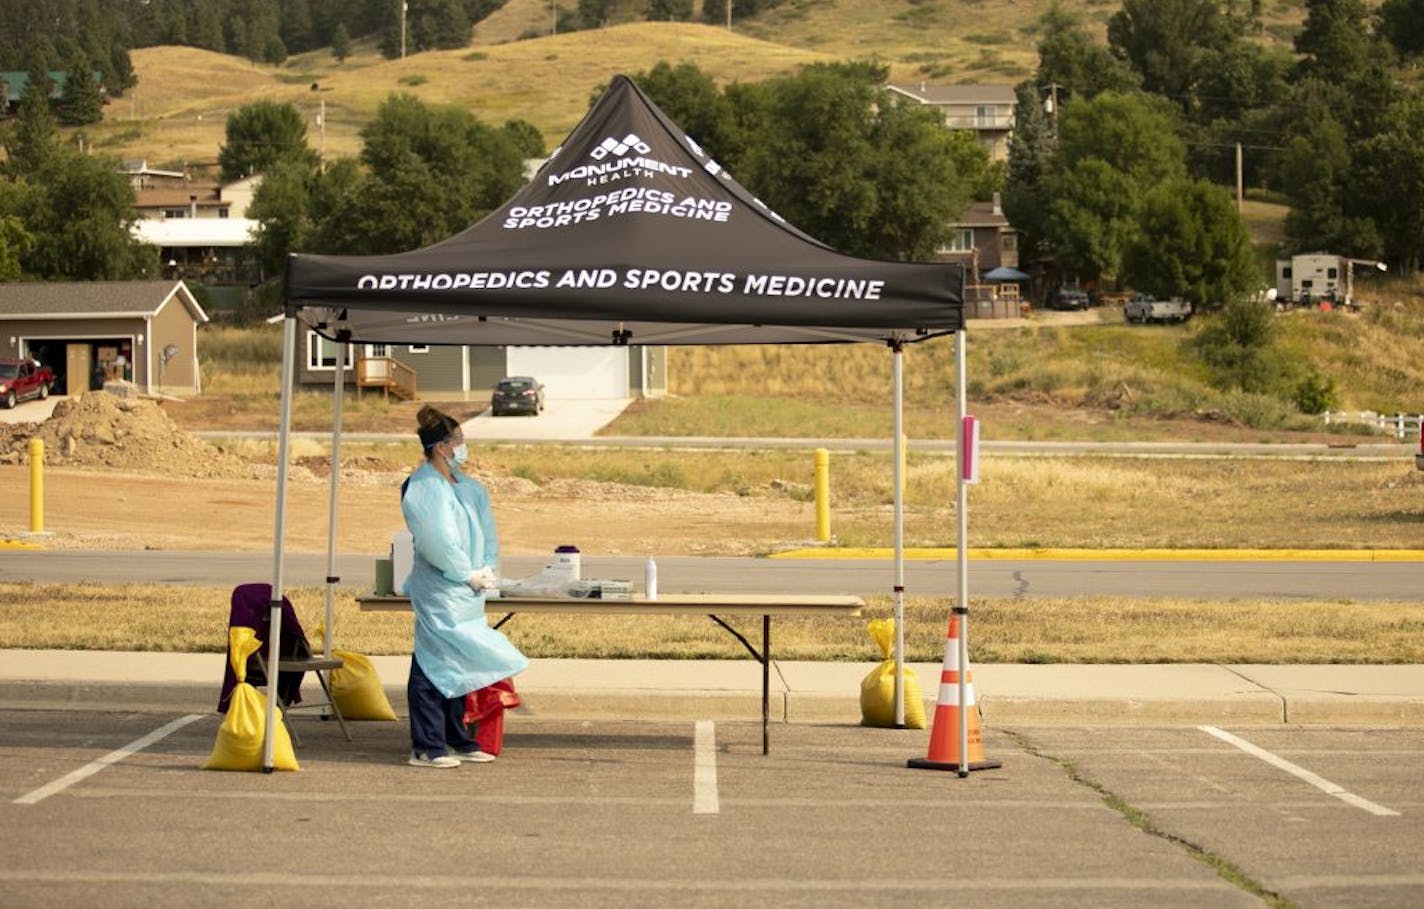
[13, 714, 207, 805]
[1198, 726, 1400, 817]
[693, 720, 719, 815]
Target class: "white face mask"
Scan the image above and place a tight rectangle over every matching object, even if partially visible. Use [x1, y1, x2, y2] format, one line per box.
[447, 442, 468, 468]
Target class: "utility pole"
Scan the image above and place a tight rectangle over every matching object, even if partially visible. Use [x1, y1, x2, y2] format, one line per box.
[1235, 142, 1243, 214]
[400, 1, 408, 58]
[1043, 82, 1061, 136]
[552, 0, 557, 35]
[726, 0, 732, 30]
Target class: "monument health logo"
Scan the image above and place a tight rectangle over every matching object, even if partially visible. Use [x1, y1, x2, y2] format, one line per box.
[590, 134, 652, 160]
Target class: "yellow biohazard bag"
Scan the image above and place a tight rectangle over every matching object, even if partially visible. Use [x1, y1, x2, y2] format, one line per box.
[859, 618, 926, 729]
[329, 649, 398, 721]
[204, 627, 300, 772]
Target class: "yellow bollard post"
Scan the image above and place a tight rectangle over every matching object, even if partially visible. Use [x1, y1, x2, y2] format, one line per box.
[28, 437, 44, 533]
[813, 448, 830, 542]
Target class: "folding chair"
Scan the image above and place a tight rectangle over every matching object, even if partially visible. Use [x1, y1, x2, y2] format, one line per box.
[217, 583, 351, 745]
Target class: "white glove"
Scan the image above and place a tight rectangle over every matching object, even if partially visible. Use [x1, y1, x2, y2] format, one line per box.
[467, 567, 498, 590]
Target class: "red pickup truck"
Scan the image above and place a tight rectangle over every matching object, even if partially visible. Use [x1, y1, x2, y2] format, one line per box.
[0, 358, 55, 409]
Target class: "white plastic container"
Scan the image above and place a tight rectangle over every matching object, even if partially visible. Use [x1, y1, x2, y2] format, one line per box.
[547, 545, 580, 582]
[392, 529, 414, 595]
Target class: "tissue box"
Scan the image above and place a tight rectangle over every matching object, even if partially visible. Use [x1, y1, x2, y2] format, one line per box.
[569, 579, 632, 600]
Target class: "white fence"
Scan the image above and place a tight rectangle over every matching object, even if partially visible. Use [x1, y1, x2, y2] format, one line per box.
[1322, 411, 1423, 440]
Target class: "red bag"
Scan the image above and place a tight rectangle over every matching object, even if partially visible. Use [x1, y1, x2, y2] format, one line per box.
[463, 678, 521, 756]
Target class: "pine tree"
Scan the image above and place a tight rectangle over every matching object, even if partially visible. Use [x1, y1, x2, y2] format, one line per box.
[56, 53, 104, 126]
[331, 22, 351, 62]
[4, 66, 58, 174]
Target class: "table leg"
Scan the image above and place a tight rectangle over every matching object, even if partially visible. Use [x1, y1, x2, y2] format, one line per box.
[762, 614, 770, 756]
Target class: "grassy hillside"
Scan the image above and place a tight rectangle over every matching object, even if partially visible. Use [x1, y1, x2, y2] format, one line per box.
[89, 1, 1311, 169]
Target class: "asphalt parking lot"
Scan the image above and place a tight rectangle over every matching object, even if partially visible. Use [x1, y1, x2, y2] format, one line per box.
[2, 711, 1419, 907]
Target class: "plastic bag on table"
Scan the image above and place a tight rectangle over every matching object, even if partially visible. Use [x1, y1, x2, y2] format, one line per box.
[859, 618, 926, 729]
[204, 626, 300, 771]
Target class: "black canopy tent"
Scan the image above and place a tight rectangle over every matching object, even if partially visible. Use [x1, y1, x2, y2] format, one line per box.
[263, 75, 970, 769]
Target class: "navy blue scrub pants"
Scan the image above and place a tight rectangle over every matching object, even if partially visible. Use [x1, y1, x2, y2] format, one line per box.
[407, 657, 478, 760]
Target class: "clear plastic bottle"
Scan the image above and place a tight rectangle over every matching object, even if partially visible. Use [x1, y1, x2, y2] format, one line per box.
[644, 557, 658, 601]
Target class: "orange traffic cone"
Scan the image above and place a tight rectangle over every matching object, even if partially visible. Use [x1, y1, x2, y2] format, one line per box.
[908, 613, 1000, 773]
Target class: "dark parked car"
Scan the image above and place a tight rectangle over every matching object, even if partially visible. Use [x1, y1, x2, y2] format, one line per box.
[490, 376, 545, 416]
[1047, 288, 1091, 311]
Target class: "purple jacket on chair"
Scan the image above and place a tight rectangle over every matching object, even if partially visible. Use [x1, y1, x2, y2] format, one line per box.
[216, 583, 312, 713]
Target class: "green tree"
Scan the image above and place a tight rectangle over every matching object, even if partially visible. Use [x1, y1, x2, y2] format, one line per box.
[192, 0, 227, 51]
[8, 148, 154, 279]
[732, 62, 970, 259]
[648, 0, 694, 19]
[1107, 0, 1233, 110]
[633, 61, 737, 157]
[331, 22, 351, 61]
[3, 66, 59, 174]
[1294, 0, 1376, 81]
[1035, 3, 1139, 104]
[1042, 158, 1138, 283]
[1002, 81, 1056, 266]
[1378, 0, 1424, 57]
[55, 53, 104, 126]
[501, 118, 545, 158]
[1122, 178, 1257, 307]
[246, 157, 313, 278]
[1351, 96, 1424, 273]
[308, 93, 527, 254]
[1192, 296, 1290, 394]
[218, 100, 319, 182]
[1056, 91, 1186, 187]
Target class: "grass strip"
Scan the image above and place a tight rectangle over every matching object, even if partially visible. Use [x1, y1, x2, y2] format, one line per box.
[3, 583, 1422, 663]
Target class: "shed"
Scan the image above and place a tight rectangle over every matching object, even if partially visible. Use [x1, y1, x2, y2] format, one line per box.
[0, 280, 208, 395]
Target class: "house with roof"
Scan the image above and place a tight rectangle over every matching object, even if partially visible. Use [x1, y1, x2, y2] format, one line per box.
[884, 83, 1018, 161]
[0, 70, 105, 116]
[294, 330, 665, 405]
[0, 281, 208, 396]
[938, 193, 1026, 317]
[127, 173, 265, 299]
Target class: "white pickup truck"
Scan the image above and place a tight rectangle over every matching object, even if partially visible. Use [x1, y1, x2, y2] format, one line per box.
[1124, 294, 1193, 324]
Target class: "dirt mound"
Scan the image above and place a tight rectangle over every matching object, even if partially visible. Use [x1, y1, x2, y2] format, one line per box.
[3, 392, 260, 479]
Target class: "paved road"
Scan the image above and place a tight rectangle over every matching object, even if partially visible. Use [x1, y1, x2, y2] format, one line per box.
[1, 711, 1418, 907]
[1, 550, 1417, 600]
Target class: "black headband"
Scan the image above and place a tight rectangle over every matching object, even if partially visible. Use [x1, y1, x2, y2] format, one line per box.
[418, 423, 449, 449]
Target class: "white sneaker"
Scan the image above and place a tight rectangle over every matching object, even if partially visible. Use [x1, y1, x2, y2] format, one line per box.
[450, 749, 496, 763]
[409, 753, 460, 769]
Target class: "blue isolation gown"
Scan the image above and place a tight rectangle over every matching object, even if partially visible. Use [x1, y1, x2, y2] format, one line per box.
[400, 461, 529, 698]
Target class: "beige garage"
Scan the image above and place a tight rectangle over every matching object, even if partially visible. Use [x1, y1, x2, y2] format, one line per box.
[0, 280, 208, 396]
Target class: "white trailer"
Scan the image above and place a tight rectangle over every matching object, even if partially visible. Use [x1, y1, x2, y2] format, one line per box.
[1275, 253, 1387, 308]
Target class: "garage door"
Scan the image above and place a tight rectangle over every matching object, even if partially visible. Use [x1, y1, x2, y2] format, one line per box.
[504, 347, 630, 400]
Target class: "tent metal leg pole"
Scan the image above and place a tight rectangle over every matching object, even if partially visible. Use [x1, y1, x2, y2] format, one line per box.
[323, 343, 346, 660]
[891, 343, 905, 727]
[264, 314, 298, 772]
[955, 331, 969, 778]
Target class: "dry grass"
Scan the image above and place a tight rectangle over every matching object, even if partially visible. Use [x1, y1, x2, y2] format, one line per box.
[2, 582, 1419, 663]
[87, 1, 1313, 168]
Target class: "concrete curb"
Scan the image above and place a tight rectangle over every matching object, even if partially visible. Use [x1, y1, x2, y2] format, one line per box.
[3, 654, 1423, 727]
[773, 547, 1424, 562]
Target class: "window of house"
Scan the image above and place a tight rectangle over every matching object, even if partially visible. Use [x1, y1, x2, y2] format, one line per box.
[1002, 233, 1017, 251]
[947, 229, 975, 252]
[975, 105, 996, 127]
[1283, 267, 1292, 279]
[1327, 267, 1338, 280]
[162, 208, 186, 219]
[408, 345, 429, 353]
[218, 207, 229, 218]
[306, 332, 353, 370]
